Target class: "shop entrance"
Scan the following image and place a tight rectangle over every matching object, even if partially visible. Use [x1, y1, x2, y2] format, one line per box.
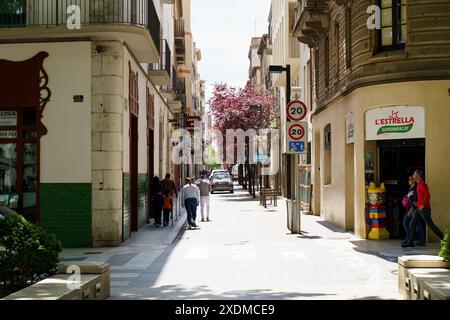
[0, 109, 39, 223]
[378, 138, 425, 239]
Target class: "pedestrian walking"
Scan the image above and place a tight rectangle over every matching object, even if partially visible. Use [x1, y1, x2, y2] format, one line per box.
[402, 175, 425, 246]
[196, 175, 212, 222]
[403, 170, 444, 248]
[161, 173, 178, 198]
[163, 190, 173, 227]
[181, 177, 200, 229]
[161, 173, 179, 220]
[150, 176, 164, 228]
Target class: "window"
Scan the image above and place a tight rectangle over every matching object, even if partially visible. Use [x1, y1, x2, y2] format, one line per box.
[323, 124, 332, 185]
[334, 23, 340, 80]
[345, 7, 352, 69]
[314, 49, 320, 98]
[325, 37, 330, 87]
[379, 0, 407, 50]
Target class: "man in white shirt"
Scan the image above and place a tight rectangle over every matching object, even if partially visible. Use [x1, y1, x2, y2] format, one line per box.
[196, 175, 212, 222]
[181, 178, 200, 229]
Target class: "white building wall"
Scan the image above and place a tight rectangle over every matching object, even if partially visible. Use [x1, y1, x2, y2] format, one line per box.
[0, 42, 92, 183]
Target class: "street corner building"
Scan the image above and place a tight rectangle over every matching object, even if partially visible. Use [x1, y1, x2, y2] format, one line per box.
[292, 0, 450, 240]
[0, 0, 202, 248]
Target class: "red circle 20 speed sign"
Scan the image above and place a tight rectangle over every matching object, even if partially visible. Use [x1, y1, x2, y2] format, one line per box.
[288, 123, 305, 141]
[286, 100, 307, 121]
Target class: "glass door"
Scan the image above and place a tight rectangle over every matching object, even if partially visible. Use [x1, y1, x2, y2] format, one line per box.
[0, 108, 38, 222]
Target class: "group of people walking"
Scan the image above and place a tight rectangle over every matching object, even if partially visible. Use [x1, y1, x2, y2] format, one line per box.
[180, 175, 212, 229]
[401, 170, 444, 248]
[149, 173, 212, 230]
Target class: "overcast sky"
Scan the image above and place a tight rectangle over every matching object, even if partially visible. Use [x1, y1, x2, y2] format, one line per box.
[191, 0, 272, 100]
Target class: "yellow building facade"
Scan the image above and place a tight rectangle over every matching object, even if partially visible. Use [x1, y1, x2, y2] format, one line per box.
[294, 0, 450, 240]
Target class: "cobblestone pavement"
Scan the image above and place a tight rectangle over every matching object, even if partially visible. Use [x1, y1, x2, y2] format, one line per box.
[61, 184, 440, 300]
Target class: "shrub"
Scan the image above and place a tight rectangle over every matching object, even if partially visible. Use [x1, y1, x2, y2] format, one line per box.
[439, 228, 450, 262]
[0, 215, 62, 291]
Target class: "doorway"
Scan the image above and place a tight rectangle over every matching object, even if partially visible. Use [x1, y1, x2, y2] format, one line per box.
[378, 138, 426, 239]
[0, 108, 39, 223]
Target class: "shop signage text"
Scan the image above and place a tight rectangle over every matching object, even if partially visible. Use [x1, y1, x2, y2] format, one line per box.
[365, 106, 425, 141]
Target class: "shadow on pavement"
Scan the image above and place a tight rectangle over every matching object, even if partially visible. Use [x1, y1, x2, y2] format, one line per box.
[349, 239, 440, 263]
[316, 221, 350, 234]
[111, 285, 336, 300]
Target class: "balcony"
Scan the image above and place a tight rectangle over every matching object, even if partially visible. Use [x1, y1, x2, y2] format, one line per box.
[292, 0, 331, 48]
[174, 18, 186, 63]
[149, 39, 171, 86]
[0, 0, 161, 63]
[166, 75, 185, 114]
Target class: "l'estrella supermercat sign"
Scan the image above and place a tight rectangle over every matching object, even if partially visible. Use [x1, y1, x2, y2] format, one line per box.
[365, 106, 425, 141]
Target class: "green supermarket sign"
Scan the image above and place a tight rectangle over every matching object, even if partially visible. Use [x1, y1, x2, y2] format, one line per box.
[377, 123, 414, 135]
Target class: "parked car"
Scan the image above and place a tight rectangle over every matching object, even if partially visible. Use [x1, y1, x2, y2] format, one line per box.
[208, 170, 229, 180]
[231, 166, 239, 181]
[210, 171, 234, 194]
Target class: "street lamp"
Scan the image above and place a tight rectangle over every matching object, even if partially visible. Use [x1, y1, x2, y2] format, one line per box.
[268, 64, 293, 200]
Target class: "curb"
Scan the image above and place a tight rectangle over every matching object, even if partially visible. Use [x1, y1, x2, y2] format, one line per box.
[163, 210, 187, 246]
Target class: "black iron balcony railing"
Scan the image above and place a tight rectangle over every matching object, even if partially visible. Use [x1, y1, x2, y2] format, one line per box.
[0, 0, 161, 54]
[175, 77, 186, 96]
[174, 18, 184, 38]
[161, 66, 177, 93]
[149, 39, 171, 75]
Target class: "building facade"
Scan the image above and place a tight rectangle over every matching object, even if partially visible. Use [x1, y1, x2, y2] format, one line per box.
[0, 0, 203, 247]
[293, 0, 450, 240]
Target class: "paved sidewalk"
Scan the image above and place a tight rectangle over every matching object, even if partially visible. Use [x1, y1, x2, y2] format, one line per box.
[60, 204, 187, 276]
[61, 184, 440, 300]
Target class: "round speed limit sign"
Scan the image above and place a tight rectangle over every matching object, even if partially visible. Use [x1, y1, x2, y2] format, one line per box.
[288, 123, 306, 141]
[286, 100, 307, 121]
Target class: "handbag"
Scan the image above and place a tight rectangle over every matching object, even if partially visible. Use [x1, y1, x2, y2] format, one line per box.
[402, 195, 411, 211]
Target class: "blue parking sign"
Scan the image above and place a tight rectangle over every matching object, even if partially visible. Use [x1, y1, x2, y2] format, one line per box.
[289, 141, 305, 153]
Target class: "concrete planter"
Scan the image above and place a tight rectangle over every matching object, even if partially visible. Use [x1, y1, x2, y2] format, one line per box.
[398, 255, 450, 300]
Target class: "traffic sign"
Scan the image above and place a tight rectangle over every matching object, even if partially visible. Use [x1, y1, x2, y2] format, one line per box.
[288, 123, 305, 141]
[287, 121, 308, 154]
[286, 100, 307, 122]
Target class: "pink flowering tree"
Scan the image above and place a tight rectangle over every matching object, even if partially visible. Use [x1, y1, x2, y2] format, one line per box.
[208, 83, 277, 195]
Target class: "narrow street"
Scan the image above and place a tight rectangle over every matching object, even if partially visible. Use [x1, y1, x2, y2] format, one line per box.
[63, 184, 439, 300]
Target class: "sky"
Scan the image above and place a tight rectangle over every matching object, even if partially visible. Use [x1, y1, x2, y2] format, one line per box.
[191, 0, 272, 101]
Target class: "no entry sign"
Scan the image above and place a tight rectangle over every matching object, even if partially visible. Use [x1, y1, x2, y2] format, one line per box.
[287, 121, 308, 154]
[286, 100, 307, 122]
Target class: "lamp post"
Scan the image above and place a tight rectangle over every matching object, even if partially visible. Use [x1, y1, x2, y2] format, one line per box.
[249, 104, 263, 198]
[268, 64, 293, 200]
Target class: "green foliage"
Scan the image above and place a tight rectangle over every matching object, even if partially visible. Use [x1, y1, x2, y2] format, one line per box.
[0, 215, 62, 291]
[439, 228, 450, 262]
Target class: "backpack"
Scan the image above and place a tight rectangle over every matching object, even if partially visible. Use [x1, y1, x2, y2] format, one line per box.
[163, 196, 172, 210]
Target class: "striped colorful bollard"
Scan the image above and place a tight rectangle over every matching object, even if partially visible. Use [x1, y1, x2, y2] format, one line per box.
[368, 183, 390, 240]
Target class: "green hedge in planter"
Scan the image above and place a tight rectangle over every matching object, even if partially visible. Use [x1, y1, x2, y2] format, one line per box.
[0, 215, 62, 292]
[439, 228, 450, 262]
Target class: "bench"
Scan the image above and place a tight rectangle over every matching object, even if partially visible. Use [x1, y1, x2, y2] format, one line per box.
[2, 274, 101, 300]
[2, 261, 110, 300]
[398, 255, 450, 300]
[422, 277, 450, 300]
[58, 261, 110, 300]
[260, 188, 278, 208]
